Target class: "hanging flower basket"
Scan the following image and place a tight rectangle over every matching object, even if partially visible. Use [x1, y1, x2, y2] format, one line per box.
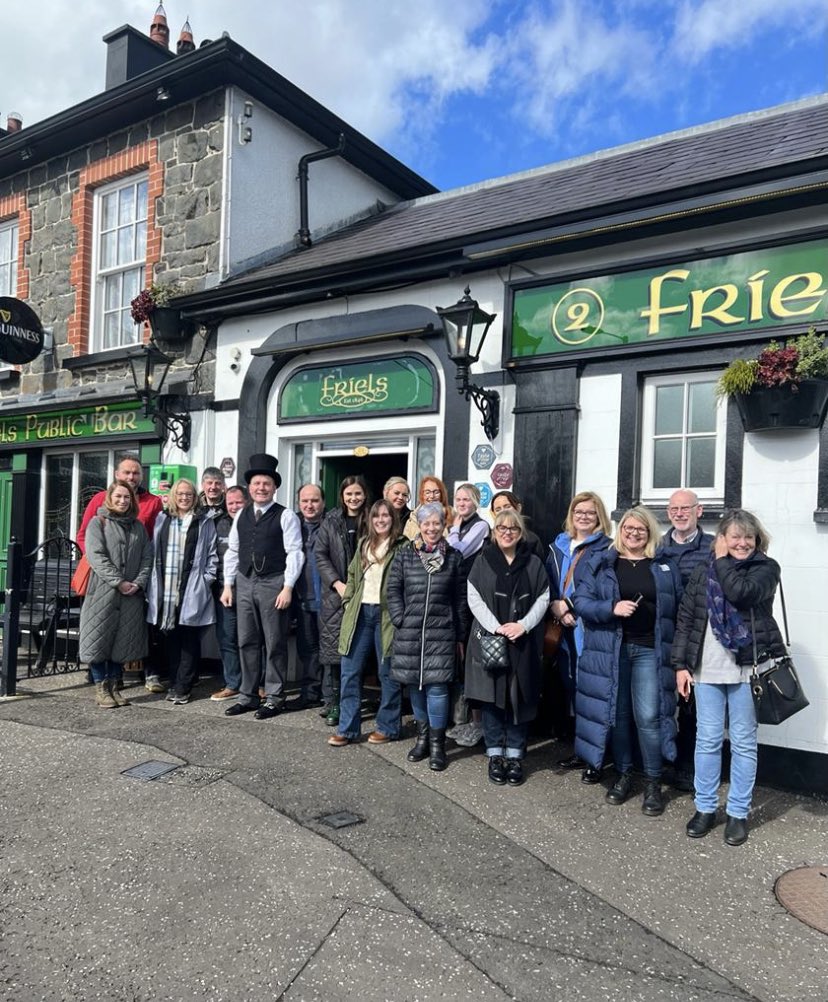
[149, 306, 182, 341]
[130, 282, 184, 342]
[734, 379, 828, 432]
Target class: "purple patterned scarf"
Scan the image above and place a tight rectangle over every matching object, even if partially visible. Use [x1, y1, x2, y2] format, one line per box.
[706, 553, 750, 653]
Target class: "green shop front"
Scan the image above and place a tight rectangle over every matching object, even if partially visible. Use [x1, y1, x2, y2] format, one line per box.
[0, 397, 160, 588]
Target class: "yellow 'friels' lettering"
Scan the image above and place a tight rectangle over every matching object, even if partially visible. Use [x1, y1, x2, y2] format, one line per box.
[689, 284, 743, 330]
[640, 270, 690, 335]
[768, 272, 827, 319]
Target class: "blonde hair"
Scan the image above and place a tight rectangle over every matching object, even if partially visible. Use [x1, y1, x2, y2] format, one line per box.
[612, 506, 660, 559]
[564, 491, 611, 537]
[494, 508, 526, 539]
[166, 478, 201, 517]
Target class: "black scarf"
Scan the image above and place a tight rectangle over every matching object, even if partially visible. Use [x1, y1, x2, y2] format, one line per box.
[482, 540, 534, 623]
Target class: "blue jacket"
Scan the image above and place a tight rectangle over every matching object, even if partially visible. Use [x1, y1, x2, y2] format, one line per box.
[572, 547, 682, 770]
[545, 531, 610, 688]
[657, 528, 713, 587]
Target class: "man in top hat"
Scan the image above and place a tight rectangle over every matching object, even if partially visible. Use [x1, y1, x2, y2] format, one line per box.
[220, 453, 304, 718]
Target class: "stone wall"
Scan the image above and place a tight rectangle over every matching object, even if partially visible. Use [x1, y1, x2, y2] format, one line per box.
[0, 89, 225, 401]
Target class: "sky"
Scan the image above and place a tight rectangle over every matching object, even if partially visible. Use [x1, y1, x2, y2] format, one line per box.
[3, 0, 827, 191]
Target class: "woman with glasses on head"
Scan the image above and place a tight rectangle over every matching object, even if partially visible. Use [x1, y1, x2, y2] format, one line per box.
[146, 478, 218, 704]
[573, 506, 682, 816]
[490, 490, 545, 561]
[403, 476, 453, 540]
[315, 475, 371, 726]
[672, 510, 783, 846]
[464, 509, 549, 785]
[546, 492, 612, 778]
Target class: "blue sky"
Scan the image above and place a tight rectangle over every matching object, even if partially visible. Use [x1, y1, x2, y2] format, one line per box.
[5, 1, 828, 191]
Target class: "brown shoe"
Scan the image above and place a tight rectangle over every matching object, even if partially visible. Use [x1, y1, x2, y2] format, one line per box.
[210, 687, 239, 702]
[327, 734, 350, 747]
[367, 732, 391, 744]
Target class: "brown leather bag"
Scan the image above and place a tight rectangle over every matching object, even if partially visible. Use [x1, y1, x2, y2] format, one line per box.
[70, 554, 91, 596]
[543, 616, 563, 658]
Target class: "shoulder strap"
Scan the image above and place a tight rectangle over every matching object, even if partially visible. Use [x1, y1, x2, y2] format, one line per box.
[777, 578, 790, 648]
[749, 575, 790, 668]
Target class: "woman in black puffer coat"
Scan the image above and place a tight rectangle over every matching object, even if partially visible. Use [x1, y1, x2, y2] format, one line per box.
[387, 502, 466, 771]
[673, 509, 784, 847]
[315, 476, 370, 725]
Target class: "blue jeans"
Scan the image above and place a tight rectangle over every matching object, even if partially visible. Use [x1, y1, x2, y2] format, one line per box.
[612, 642, 662, 779]
[89, 660, 121, 682]
[481, 704, 528, 759]
[694, 681, 757, 819]
[338, 605, 401, 739]
[214, 595, 241, 691]
[408, 682, 449, 730]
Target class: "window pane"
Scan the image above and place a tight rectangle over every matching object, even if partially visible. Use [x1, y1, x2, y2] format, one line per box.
[77, 453, 109, 533]
[100, 231, 116, 269]
[103, 312, 119, 351]
[415, 436, 436, 489]
[689, 382, 717, 434]
[118, 185, 135, 225]
[102, 191, 117, 230]
[120, 308, 137, 345]
[123, 266, 141, 305]
[44, 455, 75, 540]
[117, 225, 133, 265]
[136, 181, 148, 221]
[104, 273, 121, 310]
[654, 384, 684, 436]
[687, 437, 716, 488]
[653, 439, 682, 489]
[135, 221, 147, 258]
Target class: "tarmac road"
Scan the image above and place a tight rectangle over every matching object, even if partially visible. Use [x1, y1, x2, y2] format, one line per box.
[1, 675, 826, 1002]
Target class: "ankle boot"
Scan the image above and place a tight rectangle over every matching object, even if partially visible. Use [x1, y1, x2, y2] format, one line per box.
[642, 779, 665, 816]
[429, 727, 447, 772]
[109, 679, 129, 707]
[94, 680, 117, 709]
[325, 688, 340, 727]
[407, 720, 430, 762]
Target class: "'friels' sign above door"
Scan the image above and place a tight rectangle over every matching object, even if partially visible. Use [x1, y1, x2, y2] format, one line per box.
[0, 298, 44, 364]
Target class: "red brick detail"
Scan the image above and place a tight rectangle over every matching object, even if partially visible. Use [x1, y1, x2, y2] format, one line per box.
[67, 140, 164, 356]
[0, 192, 32, 300]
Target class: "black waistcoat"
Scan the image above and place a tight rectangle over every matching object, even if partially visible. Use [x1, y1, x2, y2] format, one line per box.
[237, 503, 287, 577]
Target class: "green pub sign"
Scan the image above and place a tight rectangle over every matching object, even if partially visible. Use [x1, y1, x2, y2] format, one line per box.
[510, 239, 828, 358]
[279, 354, 438, 422]
[0, 400, 156, 446]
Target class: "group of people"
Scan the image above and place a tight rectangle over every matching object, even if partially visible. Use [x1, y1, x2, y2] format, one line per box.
[77, 454, 785, 847]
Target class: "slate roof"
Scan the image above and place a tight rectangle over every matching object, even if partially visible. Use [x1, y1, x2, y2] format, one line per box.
[216, 96, 828, 293]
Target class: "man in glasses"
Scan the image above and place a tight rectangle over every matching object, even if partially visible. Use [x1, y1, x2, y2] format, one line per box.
[658, 489, 713, 791]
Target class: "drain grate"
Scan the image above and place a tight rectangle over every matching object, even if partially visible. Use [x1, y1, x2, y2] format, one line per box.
[318, 810, 364, 829]
[121, 760, 180, 781]
[774, 866, 828, 935]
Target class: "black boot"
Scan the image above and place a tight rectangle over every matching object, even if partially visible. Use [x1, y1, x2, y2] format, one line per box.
[641, 779, 665, 817]
[407, 720, 430, 762]
[429, 728, 447, 771]
[325, 688, 340, 727]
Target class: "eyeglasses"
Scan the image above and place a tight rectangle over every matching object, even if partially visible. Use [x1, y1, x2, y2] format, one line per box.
[423, 489, 441, 498]
[622, 526, 648, 536]
[667, 505, 697, 514]
[573, 509, 598, 518]
[495, 526, 520, 535]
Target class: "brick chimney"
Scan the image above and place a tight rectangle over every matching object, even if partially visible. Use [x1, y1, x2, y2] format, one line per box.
[177, 18, 195, 55]
[150, 3, 170, 49]
[6, 112, 23, 133]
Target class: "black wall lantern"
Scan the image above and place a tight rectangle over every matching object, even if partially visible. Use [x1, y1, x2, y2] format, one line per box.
[127, 342, 192, 452]
[436, 286, 500, 440]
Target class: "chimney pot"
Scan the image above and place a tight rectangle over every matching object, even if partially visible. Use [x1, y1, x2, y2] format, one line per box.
[150, 2, 170, 49]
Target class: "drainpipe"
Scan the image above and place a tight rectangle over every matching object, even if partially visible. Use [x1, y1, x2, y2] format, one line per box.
[296, 133, 346, 247]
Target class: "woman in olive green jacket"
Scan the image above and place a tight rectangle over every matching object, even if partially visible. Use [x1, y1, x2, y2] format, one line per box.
[328, 500, 406, 746]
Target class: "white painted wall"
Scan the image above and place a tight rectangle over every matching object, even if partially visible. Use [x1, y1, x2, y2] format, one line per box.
[574, 373, 622, 514]
[223, 87, 400, 276]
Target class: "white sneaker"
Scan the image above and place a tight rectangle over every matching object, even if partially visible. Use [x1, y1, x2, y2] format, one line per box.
[145, 675, 167, 694]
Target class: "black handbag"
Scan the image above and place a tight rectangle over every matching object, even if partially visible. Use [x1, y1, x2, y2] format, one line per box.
[749, 584, 809, 726]
[476, 627, 509, 672]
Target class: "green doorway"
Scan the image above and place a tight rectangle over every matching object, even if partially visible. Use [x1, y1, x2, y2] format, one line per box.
[320, 452, 408, 509]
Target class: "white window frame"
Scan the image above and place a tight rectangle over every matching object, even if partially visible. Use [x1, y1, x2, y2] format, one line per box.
[639, 371, 726, 504]
[0, 218, 18, 297]
[90, 174, 148, 353]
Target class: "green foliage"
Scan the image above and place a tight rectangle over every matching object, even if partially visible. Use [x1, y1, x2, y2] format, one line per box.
[792, 328, 828, 379]
[716, 358, 758, 398]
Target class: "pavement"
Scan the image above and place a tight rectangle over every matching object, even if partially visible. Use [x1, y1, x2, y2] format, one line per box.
[1, 671, 826, 1002]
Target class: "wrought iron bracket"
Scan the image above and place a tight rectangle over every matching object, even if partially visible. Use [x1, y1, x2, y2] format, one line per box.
[153, 408, 192, 452]
[455, 367, 500, 440]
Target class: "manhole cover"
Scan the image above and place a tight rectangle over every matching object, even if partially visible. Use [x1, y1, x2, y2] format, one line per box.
[121, 760, 180, 781]
[775, 866, 828, 935]
[318, 811, 364, 829]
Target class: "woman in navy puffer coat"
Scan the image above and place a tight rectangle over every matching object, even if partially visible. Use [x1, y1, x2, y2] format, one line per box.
[573, 506, 682, 817]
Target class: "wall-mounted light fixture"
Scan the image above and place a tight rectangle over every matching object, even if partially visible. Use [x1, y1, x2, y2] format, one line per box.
[156, 86, 171, 102]
[436, 286, 500, 440]
[127, 342, 191, 451]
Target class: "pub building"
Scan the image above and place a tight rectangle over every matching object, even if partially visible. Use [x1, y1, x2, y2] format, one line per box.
[178, 95, 828, 794]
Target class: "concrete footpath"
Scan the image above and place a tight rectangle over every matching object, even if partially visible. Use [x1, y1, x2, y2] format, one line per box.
[1, 673, 826, 1002]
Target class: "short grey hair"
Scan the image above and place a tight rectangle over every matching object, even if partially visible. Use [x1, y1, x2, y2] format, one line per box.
[416, 501, 446, 525]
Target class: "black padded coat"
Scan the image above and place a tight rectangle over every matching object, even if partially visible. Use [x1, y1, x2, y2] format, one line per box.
[315, 508, 358, 664]
[386, 542, 466, 688]
[671, 552, 785, 672]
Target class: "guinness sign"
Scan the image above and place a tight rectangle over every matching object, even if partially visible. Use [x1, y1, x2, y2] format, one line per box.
[0, 297, 44, 364]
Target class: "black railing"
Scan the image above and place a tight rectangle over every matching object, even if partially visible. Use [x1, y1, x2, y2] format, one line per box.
[1, 536, 83, 695]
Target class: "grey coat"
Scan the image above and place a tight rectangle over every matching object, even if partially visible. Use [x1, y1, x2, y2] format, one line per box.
[146, 511, 218, 628]
[79, 511, 153, 664]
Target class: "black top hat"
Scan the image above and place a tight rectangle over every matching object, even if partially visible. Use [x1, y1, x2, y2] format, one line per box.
[244, 453, 282, 487]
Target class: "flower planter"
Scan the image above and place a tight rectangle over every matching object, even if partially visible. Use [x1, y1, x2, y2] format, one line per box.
[735, 379, 828, 432]
[149, 306, 182, 342]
